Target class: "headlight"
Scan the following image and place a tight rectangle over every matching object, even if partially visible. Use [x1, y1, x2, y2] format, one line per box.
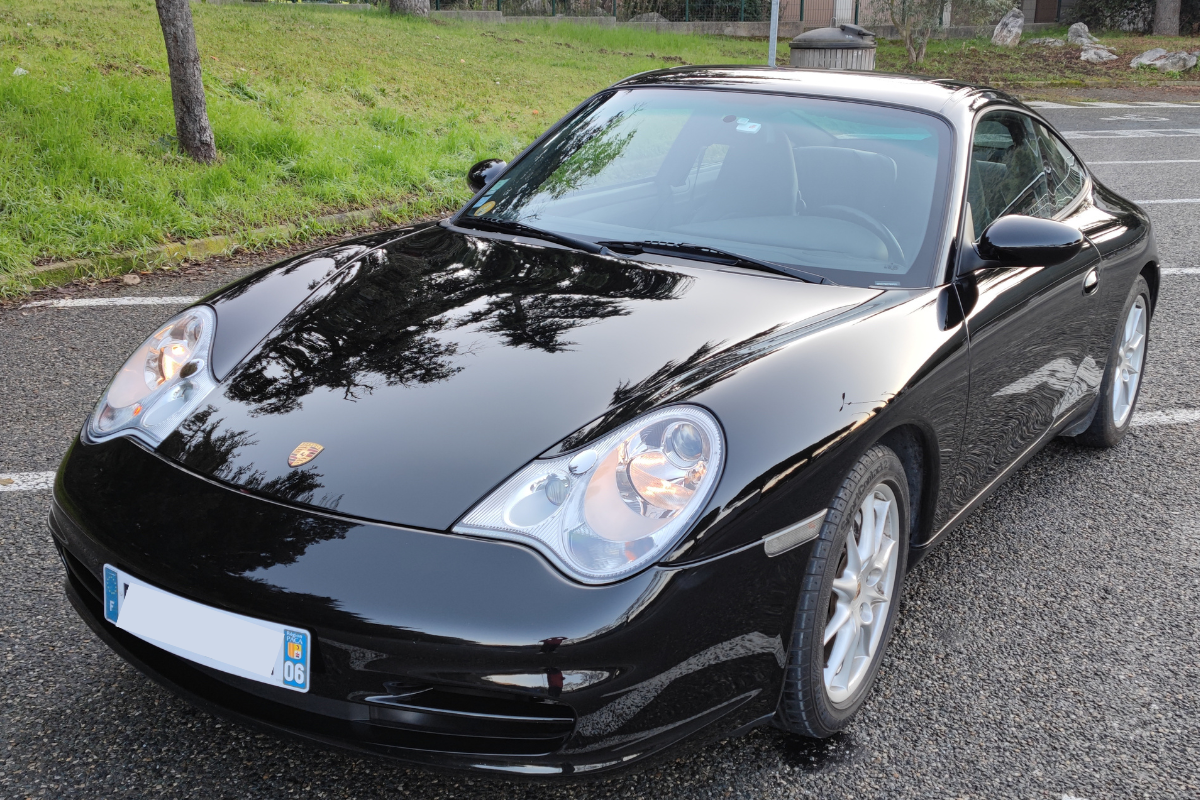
[86, 306, 218, 446]
[454, 405, 724, 584]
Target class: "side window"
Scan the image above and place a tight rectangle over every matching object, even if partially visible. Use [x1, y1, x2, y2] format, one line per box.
[966, 111, 1052, 239]
[1033, 121, 1087, 214]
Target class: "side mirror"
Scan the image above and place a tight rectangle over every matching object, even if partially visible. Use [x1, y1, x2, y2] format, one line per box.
[962, 215, 1085, 273]
[467, 159, 507, 193]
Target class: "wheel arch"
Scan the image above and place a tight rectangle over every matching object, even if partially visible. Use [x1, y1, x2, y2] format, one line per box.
[1141, 260, 1160, 313]
[875, 423, 938, 548]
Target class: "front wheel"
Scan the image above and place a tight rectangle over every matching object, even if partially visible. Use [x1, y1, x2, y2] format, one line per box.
[775, 444, 910, 738]
[1073, 274, 1151, 448]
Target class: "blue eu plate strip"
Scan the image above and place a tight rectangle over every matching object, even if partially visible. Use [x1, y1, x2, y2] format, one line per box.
[282, 629, 309, 691]
[103, 565, 120, 624]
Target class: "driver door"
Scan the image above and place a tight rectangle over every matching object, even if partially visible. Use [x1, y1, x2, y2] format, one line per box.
[947, 109, 1103, 512]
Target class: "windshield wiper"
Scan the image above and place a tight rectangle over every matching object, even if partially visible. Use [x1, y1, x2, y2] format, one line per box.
[596, 240, 831, 285]
[456, 217, 611, 256]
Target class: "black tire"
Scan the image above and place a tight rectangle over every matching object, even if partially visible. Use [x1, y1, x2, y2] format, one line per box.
[1072, 275, 1152, 448]
[775, 444, 911, 738]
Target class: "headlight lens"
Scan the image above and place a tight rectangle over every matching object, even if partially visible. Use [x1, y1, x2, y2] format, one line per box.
[86, 306, 218, 445]
[454, 405, 724, 584]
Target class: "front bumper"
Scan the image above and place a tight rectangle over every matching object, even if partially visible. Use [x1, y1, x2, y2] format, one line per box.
[50, 436, 808, 775]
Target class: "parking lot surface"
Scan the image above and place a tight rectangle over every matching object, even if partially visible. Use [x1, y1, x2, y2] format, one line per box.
[2, 101, 1198, 800]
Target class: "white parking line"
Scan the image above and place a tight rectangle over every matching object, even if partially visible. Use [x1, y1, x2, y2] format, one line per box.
[21, 296, 201, 309]
[1063, 129, 1200, 139]
[0, 472, 56, 492]
[1162, 267, 1200, 275]
[1090, 159, 1200, 165]
[1132, 409, 1200, 427]
[1137, 199, 1200, 205]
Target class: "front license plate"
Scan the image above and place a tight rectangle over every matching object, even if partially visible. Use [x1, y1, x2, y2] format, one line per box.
[103, 565, 310, 693]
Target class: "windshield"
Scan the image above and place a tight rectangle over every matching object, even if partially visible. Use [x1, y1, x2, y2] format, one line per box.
[461, 88, 953, 289]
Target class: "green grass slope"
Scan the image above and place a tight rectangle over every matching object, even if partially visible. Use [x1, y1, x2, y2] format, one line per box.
[0, 1, 767, 292]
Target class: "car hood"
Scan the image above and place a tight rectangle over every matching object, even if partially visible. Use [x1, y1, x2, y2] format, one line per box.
[160, 224, 878, 530]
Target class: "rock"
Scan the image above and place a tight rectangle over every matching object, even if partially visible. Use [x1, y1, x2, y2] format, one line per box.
[1080, 45, 1117, 63]
[1154, 51, 1197, 72]
[1067, 22, 1098, 45]
[1130, 47, 1168, 67]
[991, 8, 1024, 47]
[121, 274, 142, 286]
[1026, 37, 1065, 46]
[12, 66, 28, 76]
[629, 11, 667, 22]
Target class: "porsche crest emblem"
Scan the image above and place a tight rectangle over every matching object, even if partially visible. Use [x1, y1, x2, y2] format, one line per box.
[287, 442, 324, 468]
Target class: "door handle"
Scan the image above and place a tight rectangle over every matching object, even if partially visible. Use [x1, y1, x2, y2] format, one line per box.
[1083, 268, 1099, 295]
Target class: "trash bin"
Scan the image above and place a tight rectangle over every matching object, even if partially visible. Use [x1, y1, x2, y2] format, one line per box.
[789, 23, 877, 71]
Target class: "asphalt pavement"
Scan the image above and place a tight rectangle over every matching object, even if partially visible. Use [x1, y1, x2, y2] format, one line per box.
[2, 100, 1199, 800]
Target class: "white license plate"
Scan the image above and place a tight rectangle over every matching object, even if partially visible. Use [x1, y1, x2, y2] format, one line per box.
[103, 564, 310, 693]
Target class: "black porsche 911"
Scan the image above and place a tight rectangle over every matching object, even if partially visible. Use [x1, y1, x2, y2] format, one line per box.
[51, 67, 1156, 775]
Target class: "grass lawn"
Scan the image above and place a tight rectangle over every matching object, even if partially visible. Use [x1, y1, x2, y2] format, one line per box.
[876, 29, 1200, 88]
[0, 0, 768, 294]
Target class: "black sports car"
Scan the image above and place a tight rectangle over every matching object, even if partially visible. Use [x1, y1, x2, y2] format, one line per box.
[51, 67, 1156, 776]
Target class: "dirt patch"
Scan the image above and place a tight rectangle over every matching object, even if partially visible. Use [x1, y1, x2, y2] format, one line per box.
[878, 34, 1200, 91]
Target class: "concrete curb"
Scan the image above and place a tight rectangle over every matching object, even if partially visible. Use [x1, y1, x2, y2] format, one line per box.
[197, 1, 373, 8]
[23, 203, 412, 288]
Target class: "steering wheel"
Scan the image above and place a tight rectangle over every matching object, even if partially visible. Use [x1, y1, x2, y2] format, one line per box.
[808, 205, 906, 269]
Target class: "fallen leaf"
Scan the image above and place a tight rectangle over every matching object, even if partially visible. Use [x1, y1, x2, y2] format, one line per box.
[0, 478, 14, 486]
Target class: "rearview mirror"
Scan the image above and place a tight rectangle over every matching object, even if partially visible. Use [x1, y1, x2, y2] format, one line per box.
[467, 159, 507, 193]
[962, 215, 1085, 273]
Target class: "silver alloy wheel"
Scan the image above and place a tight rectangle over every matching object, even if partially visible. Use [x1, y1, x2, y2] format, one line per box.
[1112, 295, 1148, 428]
[823, 482, 900, 705]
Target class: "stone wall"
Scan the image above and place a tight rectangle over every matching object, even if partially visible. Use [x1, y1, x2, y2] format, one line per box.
[195, 3, 1069, 36]
[430, 9, 1064, 37]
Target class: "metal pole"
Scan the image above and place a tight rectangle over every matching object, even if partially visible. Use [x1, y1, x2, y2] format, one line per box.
[739, 0, 744, 21]
[767, 0, 779, 65]
[798, 0, 803, 26]
[854, 0, 858, 23]
[685, 0, 689, 22]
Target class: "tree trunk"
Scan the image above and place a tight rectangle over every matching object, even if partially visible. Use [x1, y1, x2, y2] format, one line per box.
[389, 0, 430, 15]
[1152, 0, 1180, 35]
[154, 0, 217, 164]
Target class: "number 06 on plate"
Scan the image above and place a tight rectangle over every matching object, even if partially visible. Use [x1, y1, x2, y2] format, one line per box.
[104, 564, 311, 693]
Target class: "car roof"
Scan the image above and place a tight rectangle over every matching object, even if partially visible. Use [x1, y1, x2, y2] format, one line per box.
[610, 66, 1021, 119]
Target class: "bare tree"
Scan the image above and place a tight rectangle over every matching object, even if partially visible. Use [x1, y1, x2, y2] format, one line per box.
[870, 0, 1008, 63]
[886, 0, 946, 62]
[155, 0, 217, 164]
[389, 0, 430, 15]
[1152, 0, 1181, 34]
